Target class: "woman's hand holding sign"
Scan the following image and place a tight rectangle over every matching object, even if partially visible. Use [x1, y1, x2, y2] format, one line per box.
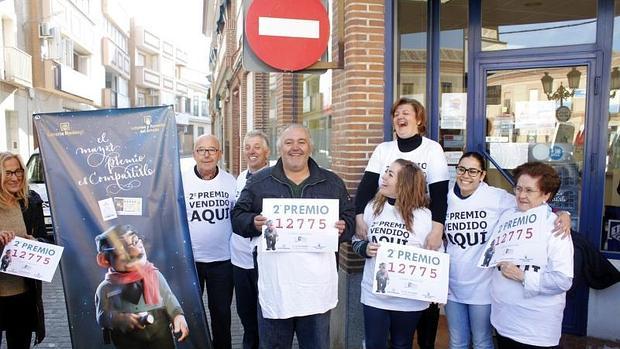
[335, 220, 346, 236]
[254, 214, 268, 232]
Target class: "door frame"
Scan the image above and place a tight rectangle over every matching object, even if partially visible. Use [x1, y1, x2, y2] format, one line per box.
[470, 52, 604, 336]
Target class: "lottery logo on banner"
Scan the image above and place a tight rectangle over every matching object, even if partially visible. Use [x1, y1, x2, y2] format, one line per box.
[373, 243, 450, 303]
[260, 198, 339, 252]
[34, 107, 211, 349]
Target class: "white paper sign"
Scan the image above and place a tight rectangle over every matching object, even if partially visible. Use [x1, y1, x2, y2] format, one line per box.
[1, 237, 64, 282]
[478, 206, 549, 268]
[373, 243, 450, 303]
[260, 198, 339, 252]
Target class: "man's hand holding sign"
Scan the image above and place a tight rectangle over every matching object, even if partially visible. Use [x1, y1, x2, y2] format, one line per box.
[259, 198, 340, 252]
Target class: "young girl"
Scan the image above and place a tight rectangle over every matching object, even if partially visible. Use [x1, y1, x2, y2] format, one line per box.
[352, 159, 433, 349]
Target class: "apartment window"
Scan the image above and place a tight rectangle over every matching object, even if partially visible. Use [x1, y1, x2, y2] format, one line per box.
[197, 126, 205, 136]
[137, 92, 146, 107]
[185, 98, 191, 112]
[201, 101, 208, 116]
[192, 97, 199, 116]
[137, 53, 145, 67]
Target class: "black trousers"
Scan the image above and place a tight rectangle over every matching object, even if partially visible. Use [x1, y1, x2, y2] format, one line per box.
[196, 260, 234, 349]
[232, 265, 259, 349]
[0, 291, 35, 349]
[415, 303, 440, 349]
[496, 332, 559, 349]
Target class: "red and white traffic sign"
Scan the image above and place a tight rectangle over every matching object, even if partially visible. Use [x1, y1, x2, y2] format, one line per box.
[245, 0, 330, 71]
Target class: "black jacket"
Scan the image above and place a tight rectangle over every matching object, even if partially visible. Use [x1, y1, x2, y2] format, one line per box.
[571, 230, 620, 290]
[232, 158, 355, 243]
[18, 190, 47, 344]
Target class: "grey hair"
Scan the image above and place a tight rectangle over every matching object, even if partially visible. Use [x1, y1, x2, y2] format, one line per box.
[276, 124, 314, 152]
[243, 130, 270, 149]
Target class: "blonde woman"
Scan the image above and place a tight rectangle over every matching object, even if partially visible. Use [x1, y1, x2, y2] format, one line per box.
[0, 152, 47, 348]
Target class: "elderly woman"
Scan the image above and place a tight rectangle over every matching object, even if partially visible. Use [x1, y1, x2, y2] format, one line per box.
[0, 152, 47, 348]
[488, 162, 573, 348]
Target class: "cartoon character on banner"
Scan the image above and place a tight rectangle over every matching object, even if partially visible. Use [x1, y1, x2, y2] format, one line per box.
[94, 224, 189, 348]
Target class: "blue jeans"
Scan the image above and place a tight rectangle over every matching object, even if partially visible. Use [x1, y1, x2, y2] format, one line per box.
[445, 300, 494, 349]
[363, 304, 423, 349]
[196, 260, 234, 349]
[233, 266, 259, 349]
[257, 308, 330, 349]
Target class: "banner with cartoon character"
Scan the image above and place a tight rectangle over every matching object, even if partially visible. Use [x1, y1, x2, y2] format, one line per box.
[34, 107, 211, 348]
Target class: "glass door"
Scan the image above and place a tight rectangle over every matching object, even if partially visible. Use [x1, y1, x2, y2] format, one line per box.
[484, 66, 587, 230]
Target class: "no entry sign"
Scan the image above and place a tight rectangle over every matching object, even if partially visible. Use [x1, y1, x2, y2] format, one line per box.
[245, 0, 330, 71]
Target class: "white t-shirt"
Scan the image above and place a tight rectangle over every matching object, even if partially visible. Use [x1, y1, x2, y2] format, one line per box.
[231, 169, 260, 269]
[257, 249, 337, 319]
[365, 137, 449, 186]
[358, 200, 433, 312]
[182, 166, 236, 263]
[446, 182, 515, 304]
[490, 204, 574, 347]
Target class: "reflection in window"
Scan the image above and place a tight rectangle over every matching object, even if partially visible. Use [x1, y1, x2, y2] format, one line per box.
[439, 0, 468, 171]
[602, 1, 620, 253]
[481, 0, 597, 51]
[396, 0, 427, 105]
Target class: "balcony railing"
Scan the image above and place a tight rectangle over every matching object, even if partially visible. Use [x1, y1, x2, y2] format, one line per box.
[176, 80, 188, 95]
[135, 66, 161, 89]
[3, 47, 32, 88]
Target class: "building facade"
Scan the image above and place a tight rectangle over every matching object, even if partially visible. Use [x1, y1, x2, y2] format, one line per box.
[205, 0, 620, 345]
[0, 0, 210, 160]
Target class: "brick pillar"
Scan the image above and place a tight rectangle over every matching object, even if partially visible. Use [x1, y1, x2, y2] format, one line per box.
[276, 73, 303, 131]
[253, 72, 270, 132]
[231, 84, 241, 176]
[330, 1, 386, 348]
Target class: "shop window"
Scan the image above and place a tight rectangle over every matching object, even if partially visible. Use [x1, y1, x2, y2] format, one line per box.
[396, 0, 427, 104]
[481, 0, 597, 51]
[602, 0, 620, 254]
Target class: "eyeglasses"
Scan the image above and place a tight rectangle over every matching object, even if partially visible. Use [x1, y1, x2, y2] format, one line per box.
[455, 166, 482, 177]
[4, 169, 24, 178]
[513, 186, 541, 195]
[195, 148, 219, 156]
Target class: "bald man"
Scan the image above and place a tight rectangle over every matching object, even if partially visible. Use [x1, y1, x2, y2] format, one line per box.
[182, 134, 236, 349]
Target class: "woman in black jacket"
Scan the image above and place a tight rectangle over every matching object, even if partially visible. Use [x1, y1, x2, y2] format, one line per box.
[0, 152, 46, 348]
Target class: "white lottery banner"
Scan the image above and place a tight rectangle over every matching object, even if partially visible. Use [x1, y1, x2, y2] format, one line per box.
[477, 205, 549, 268]
[373, 243, 450, 303]
[0, 237, 63, 282]
[260, 198, 339, 252]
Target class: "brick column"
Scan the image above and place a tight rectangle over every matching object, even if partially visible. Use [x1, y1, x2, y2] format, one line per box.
[330, 1, 386, 348]
[276, 73, 303, 130]
[253, 72, 270, 132]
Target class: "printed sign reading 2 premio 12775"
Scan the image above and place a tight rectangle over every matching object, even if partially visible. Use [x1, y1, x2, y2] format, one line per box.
[260, 198, 339, 253]
[373, 243, 449, 303]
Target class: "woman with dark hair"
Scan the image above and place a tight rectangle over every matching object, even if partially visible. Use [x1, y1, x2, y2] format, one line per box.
[0, 152, 47, 348]
[355, 98, 449, 348]
[445, 153, 570, 349]
[487, 162, 573, 348]
[352, 159, 434, 349]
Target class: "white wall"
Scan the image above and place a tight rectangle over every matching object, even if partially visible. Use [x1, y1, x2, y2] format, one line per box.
[587, 259, 620, 341]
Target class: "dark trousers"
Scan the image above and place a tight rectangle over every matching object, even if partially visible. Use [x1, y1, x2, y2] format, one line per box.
[0, 291, 35, 349]
[233, 265, 259, 349]
[363, 304, 423, 349]
[258, 308, 330, 349]
[196, 260, 234, 349]
[496, 333, 558, 349]
[415, 303, 440, 349]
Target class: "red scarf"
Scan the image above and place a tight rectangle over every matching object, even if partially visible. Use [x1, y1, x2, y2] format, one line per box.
[105, 262, 161, 305]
